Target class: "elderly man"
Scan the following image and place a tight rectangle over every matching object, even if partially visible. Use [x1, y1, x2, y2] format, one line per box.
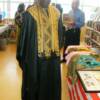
[16, 0, 64, 100]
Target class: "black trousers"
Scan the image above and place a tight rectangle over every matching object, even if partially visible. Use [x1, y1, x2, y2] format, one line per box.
[22, 55, 61, 100]
[64, 28, 80, 48]
[62, 28, 80, 61]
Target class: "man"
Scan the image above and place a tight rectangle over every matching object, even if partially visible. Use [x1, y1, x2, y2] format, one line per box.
[0, 9, 2, 22]
[64, 0, 85, 47]
[16, 0, 64, 100]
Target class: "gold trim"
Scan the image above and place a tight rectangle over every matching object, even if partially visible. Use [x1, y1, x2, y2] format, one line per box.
[27, 5, 60, 57]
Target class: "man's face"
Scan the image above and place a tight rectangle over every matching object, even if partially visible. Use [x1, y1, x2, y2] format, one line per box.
[39, 0, 51, 8]
[72, 0, 79, 10]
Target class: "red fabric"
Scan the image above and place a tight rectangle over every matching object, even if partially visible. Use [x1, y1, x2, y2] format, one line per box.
[67, 78, 74, 100]
[77, 79, 88, 100]
[67, 77, 100, 100]
[91, 93, 100, 100]
[72, 85, 76, 100]
[68, 88, 72, 100]
[74, 83, 80, 100]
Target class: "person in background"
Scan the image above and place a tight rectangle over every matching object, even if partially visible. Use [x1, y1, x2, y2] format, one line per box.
[65, 0, 85, 48]
[15, 3, 25, 41]
[0, 14, 2, 23]
[16, 0, 64, 100]
[56, 4, 63, 14]
[0, 9, 2, 23]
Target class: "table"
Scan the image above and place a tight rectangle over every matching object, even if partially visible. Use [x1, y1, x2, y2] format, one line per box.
[67, 77, 100, 100]
[64, 46, 100, 100]
[0, 25, 9, 35]
[0, 25, 9, 50]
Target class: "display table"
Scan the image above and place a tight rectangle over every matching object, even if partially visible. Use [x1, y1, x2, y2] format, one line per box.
[67, 77, 100, 100]
[0, 25, 9, 35]
[64, 46, 100, 100]
[0, 25, 9, 50]
[77, 70, 100, 92]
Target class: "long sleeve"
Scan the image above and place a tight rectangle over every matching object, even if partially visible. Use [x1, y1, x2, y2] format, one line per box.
[16, 12, 37, 70]
[16, 12, 28, 69]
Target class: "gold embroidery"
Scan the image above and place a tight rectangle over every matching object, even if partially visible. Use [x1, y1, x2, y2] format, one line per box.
[27, 5, 60, 57]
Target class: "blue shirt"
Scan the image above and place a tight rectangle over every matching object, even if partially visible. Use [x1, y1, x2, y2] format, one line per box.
[69, 9, 85, 28]
[0, 14, 2, 20]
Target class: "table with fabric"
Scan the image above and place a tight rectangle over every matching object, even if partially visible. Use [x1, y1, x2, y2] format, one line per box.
[0, 25, 9, 50]
[0, 25, 9, 35]
[64, 46, 100, 100]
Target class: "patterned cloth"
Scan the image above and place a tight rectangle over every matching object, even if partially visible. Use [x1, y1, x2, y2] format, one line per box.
[64, 46, 100, 84]
[15, 11, 24, 42]
[77, 55, 100, 68]
[67, 77, 100, 100]
[27, 5, 60, 57]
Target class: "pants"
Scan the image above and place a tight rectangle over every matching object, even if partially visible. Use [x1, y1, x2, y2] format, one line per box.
[63, 28, 80, 59]
[64, 28, 80, 48]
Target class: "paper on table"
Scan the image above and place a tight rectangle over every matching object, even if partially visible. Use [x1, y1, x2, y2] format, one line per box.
[78, 71, 100, 91]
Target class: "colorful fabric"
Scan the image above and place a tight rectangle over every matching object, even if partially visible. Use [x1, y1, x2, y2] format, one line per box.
[27, 5, 60, 57]
[15, 11, 23, 27]
[65, 46, 91, 55]
[15, 11, 24, 43]
[67, 77, 100, 100]
[66, 51, 92, 84]
[78, 55, 100, 68]
[65, 46, 100, 84]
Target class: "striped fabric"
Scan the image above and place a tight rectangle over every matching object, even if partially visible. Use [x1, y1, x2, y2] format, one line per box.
[67, 77, 100, 100]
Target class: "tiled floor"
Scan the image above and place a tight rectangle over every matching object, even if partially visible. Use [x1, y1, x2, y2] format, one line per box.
[0, 44, 69, 100]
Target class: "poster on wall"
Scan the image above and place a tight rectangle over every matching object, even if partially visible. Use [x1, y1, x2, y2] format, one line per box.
[77, 70, 100, 92]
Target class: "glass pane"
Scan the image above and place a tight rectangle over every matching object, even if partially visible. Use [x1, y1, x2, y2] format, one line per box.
[83, 0, 100, 7]
[82, 7, 95, 22]
[0, 3, 8, 19]
[57, 0, 73, 5]
[62, 4, 71, 13]
[10, 2, 32, 18]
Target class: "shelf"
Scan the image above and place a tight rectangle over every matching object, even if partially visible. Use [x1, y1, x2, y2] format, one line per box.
[85, 37, 100, 47]
[85, 8, 100, 51]
[86, 26, 100, 35]
[91, 39, 100, 47]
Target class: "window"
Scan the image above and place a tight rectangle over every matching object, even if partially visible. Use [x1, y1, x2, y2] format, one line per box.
[54, 0, 100, 22]
[0, 0, 33, 18]
[0, 0, 100, 22]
